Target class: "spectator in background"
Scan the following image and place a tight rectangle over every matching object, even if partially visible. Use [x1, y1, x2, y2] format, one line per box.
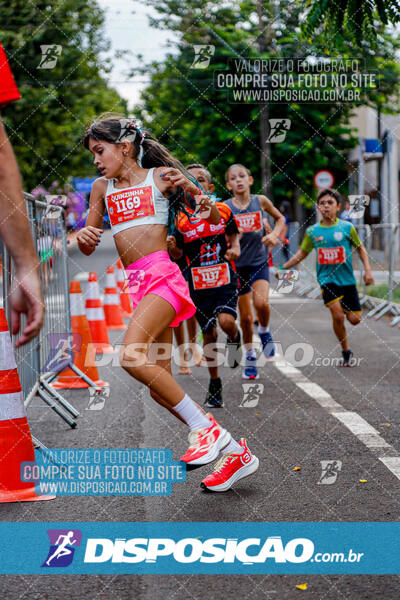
[66, 210, 78, 230]
[340, 199, 353, 222]
[0, 42, 44, 346]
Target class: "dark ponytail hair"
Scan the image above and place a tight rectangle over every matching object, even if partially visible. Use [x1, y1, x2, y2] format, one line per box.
[82, 113, 200, 233]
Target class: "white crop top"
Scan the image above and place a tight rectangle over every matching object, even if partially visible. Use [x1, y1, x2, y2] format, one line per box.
[104, 167, 169, 236]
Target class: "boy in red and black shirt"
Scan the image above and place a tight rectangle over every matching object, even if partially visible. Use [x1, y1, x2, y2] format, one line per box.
[168, 165, 242, 408]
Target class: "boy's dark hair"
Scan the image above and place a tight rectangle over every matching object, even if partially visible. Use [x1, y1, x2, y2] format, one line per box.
[83, 113, 198, 233]
[186, 163, 212, 183]
[317, 188, 341, 205]
[225, 163, 251, 181]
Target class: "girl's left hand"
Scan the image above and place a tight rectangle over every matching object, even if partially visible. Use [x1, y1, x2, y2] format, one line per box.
[261, 232, 279, 248]
[159, 168, 199, 195]
[166, 235, 177, 250]
[193, 194, 213, 219]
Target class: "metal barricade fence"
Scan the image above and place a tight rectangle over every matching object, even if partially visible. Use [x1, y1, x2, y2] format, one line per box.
[1, 193, 79, 431]
[292, 220, 400, 326]
[359, 223, 400, 322]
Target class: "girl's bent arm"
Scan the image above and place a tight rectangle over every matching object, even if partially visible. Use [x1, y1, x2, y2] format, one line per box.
[259, 195, 286, 243]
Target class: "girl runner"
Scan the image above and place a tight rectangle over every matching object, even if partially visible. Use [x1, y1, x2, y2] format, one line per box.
[169, 163, 242, 409]
[225, 164, 285, 380]
[277, 188, 374, 366]
[77, 115, 258, 491]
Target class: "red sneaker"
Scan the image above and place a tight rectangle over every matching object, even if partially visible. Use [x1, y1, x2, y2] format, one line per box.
[180, 414, 231, 467]
[201, 438, 259, 492]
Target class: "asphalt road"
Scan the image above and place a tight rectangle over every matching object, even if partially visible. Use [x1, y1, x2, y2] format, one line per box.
[1, 230, 399, 599]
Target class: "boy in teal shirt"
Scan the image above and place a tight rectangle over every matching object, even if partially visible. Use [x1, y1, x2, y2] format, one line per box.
[277, 188, 374, 366]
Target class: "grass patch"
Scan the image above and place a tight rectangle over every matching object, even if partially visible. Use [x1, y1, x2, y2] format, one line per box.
[363, 284, 400, 302]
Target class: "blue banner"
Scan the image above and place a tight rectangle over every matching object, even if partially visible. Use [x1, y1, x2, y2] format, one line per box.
[0, 522, 398, 574]
[72, 177, 96, 193]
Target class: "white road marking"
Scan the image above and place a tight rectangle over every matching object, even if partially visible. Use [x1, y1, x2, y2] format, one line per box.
[274, 358, 400, 480]
[334, 412, 391, 448]
[296, 382, 331, 399]
[379, 457, 400, 479]
[276, 364, 301, 376]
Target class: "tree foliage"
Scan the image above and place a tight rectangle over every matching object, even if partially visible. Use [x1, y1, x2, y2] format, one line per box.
[301, 0, 400, 48]
[0, 0, 127, 190]
[136, 0, 400, 208]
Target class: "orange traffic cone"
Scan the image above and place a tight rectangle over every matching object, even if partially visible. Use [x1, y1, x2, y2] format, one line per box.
[0, 309, 55, 503]
[52, 281, 108, 388]
[103, 266, 127, 331]
[85, 272, 114, 354]
[116, 258, 133, 318]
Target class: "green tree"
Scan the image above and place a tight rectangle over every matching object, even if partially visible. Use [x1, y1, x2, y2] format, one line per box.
[0, 0, 127, 190]
[136, 0, 400, 211]
[301, 0, 400, 47]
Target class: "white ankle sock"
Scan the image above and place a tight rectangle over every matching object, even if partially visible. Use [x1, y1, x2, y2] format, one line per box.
[223, 438, 244, 454]
[174, 394, 212, 431]
[246, 348, 256, 359]
[258, 325, 269, 334]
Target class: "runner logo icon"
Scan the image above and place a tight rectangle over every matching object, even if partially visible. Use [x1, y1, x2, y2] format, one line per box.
[267, 119, 291, 143]
[42, 529, 82, 567]
[86, 386, 110, 411]
[348, 195, 370, 219]
[191, 45, 215, 69]
[38, 45, 62, 69]
[318, 460, 342, 485]
[240, 383, 264, 408]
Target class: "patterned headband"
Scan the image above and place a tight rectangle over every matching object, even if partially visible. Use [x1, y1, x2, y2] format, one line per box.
[117, 117, 146, 145]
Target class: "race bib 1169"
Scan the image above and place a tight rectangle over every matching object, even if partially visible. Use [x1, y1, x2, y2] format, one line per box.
[108, 186, 155, 227]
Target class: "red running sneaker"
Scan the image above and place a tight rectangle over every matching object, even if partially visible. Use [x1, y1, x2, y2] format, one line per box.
[201, 438, 259, 492]
[180, 414, 231, 467]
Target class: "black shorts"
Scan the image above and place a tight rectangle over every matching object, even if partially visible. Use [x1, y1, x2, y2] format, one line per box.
[237, 263, 270, 296]
[321, 283, 361, 313]
[191, 283, 238, 333]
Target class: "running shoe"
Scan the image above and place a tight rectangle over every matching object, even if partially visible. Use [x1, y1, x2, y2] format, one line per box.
[259, 330, 275, 357]
[180, 414, 231, 467]
[226, 330, 242, 368]
[339, 349, 354, 367]
[201, 438, 259, 492]
[204, 378, 223, 408]
[243, 355, 259, 380]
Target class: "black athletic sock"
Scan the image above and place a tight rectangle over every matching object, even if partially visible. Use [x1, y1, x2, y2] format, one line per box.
[209, 377, 222, 389]
[342, 349, 352, 361]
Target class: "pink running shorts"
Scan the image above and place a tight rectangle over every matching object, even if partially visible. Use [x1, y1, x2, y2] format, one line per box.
[125, 250, 196, 327]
